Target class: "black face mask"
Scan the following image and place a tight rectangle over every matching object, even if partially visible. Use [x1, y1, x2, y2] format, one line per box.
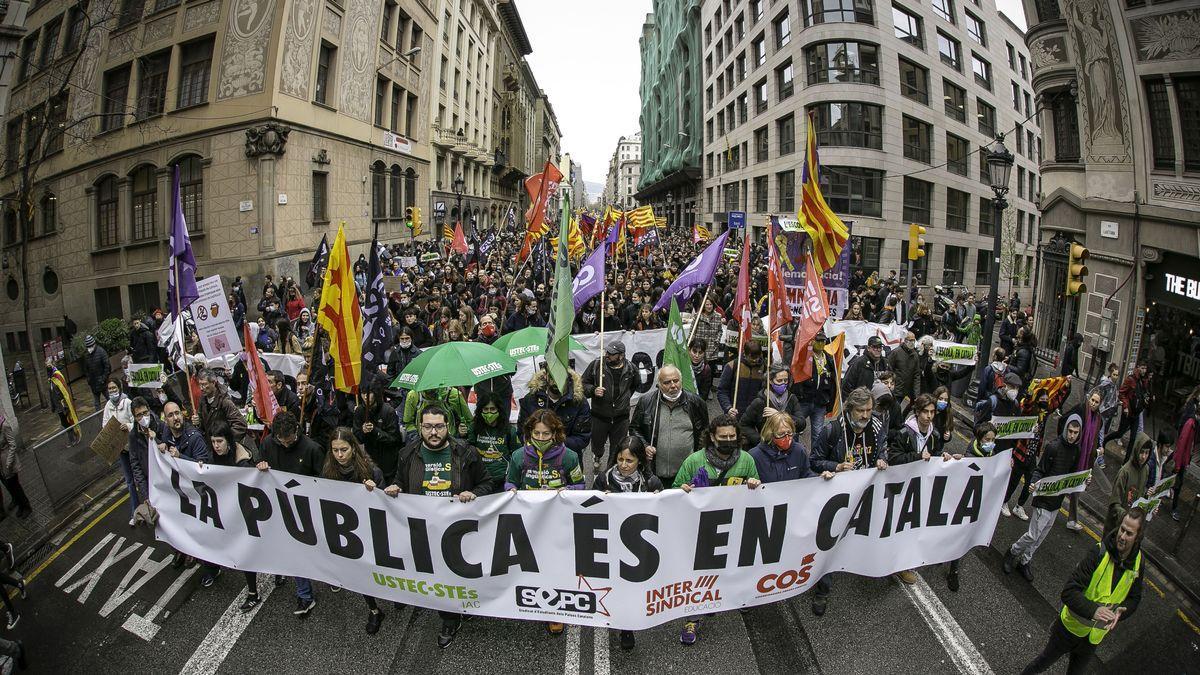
[715, 440, 739, 454]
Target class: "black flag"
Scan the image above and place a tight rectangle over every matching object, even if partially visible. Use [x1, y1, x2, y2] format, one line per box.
[360, 237, 393, 383]
[306, 234, 330, 288]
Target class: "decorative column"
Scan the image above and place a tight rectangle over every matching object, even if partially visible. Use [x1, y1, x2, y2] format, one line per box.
[245, 123, 290, 255]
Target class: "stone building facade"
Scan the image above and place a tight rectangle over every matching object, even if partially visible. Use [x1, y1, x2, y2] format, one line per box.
[603, 132, 642, 210]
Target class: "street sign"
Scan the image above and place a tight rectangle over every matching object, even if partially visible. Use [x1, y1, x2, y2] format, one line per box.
[728, 211, 746, 229]
[433, 201, 446, 217]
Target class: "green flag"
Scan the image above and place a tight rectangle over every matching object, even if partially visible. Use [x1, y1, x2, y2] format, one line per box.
[547, 189, 574, 392]
[666, 299, 697, 394]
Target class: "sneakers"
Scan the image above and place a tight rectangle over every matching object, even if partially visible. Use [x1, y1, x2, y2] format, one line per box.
[438, 619, 461, 648]
[1013, 505, 1030, 521]
[128, 516, 136, 528]
[1002, 550, 1016, 575]
[619, 630, 635, 650]
[680, 620, 698, 645]
[894, 569, 918, 585]
[5, 611, 18, 630]
[1173, 510, 1181, 522]
[330, 585, 342, 593]
[171, 552, 189, 569]
[1019, 563, 1034, 582]
[1065, 520, 1083, 532]
[200, 567, 222, 588]
[294, 597, 317, 618]
[947, 571, 960, 592]
[3, 542, 14, 569]
[811, 597, 827, 617]
[1001, 504, 1012, 517]
[238, 594, 261, 613]
[365, 610, 385, 635]
[274, 575, 287, 587]
[547, 622, 564, 635]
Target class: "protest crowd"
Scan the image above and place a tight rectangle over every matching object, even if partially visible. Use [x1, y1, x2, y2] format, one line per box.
[4, 157, 1183, 675]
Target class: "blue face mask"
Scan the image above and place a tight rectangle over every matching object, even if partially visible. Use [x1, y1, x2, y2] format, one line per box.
[981, 441, 996, 453]
[936, 400, 948, 411]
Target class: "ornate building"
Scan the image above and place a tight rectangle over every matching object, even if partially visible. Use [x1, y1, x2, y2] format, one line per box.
[489, 0, 538, 230]
[603, 132, 642, 210]
[1023, 0, 1200, 381]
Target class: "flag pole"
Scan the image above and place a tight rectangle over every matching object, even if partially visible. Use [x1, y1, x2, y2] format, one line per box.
[686, 285, 713, 346]
[172, 271, 195, 417]
[732, 321, 746, 415]
[597, 287, 605, 391]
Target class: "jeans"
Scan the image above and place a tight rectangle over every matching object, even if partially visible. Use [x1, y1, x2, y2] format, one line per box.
[1173, 465, 1188, 512]
[1005, 455, 1035, 506]
[1009, 506, 1057, 565]
[295, 577, 314, 601]
[117, 452, 142, 516]
[0, 474, 31, 512]
[798, 403, 828, 452]
[813, 573, 833, 599]
[1020, 619, 1095, 674]
[590, 413, 630, 465]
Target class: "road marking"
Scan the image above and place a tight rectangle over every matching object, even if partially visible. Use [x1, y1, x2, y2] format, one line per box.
[900, 574, 995, 675]
[58, 535, 142, 603]
[594, 627, 610, 675]
[563, 624, 581, 675]
[122, 563, 199, 641]
[25, 493, 129, 585]
[179, 574, 277, 673]
[1179, 609, 1200, 637]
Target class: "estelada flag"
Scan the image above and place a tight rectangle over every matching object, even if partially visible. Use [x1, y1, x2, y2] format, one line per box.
[524, 160, 563, 238]
[242, 322, 280, 424]
[451, 222, 469, 255]
[316, 223, 363, 393]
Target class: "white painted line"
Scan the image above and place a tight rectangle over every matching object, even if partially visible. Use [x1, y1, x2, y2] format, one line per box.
[594, 627, 610, 675]
[900, 573, 995, 675]
[563, 624, 582, 675]
[178, 573, 277, 674]
[122, 563, 199, 641]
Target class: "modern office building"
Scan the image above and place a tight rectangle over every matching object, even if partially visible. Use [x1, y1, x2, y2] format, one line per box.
[697, 0, 1041, 296]
[1021, 0, 1200, 384]
[603, 132, 642, 210]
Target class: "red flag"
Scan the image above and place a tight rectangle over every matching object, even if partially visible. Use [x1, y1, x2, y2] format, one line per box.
[516, 231, 534, 265]
[732, 232, 754, 346]
[523, 160, 563, 238]
[243, 322, 280, 425]
[791, 256, 831, 381]
[451, 221, 469, 255]
[767, 236, 793, 332]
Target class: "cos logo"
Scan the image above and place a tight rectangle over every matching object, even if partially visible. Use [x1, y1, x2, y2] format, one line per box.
[515, 586, 598, 614]
[756, 553, 817, 594]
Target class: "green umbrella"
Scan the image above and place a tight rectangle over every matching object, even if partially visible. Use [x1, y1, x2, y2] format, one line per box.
[390, 342, 517, 392]
[491, 326, 586, 360]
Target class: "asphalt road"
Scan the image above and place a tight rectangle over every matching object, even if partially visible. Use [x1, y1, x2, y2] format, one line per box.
[5, 424, 1199, 674]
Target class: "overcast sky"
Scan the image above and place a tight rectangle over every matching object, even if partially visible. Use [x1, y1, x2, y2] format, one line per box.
[519, 0, 1028, 190]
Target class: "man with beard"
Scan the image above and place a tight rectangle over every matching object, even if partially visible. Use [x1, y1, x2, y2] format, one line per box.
[583, 342, 637, 470]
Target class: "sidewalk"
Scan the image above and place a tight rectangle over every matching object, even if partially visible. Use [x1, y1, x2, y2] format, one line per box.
[10, 374, 100, 445]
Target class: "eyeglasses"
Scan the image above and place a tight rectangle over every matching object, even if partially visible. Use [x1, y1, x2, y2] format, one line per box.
[774, 432, 794, 440]
[420, 423, 448, 431]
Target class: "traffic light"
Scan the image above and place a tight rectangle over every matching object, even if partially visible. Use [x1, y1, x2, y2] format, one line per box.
[1066, 242, 1089, 296]
[404, 207, 414, 228]
[412, 207, 423, 236]
[907, 223, 926, 261]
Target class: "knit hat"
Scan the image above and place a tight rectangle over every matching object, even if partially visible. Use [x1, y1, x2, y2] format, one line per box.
[84, 335, 96, 348]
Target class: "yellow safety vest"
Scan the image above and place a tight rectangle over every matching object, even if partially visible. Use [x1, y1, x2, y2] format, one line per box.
[1059, 546, 1141, 645]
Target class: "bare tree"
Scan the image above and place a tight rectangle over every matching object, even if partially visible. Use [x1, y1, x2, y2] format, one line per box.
[997, 208, 1031, 300]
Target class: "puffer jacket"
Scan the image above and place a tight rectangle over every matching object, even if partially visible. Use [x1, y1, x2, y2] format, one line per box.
[518, 369, 591, 453]
[197, 382, 248, 443]
[129, 321, 158, 363]
[83, 345, 111, 393]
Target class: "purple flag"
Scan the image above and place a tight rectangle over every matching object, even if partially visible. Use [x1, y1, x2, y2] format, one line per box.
[167, 166, 199, 318]
[571, 245, 607, 311]
[652, 231, 731, 312]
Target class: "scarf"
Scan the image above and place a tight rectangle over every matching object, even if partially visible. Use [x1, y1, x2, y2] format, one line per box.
[606, 465, 645, 493]
[336, 462, 358, 480]
[1077, 408, 1102, 470]
[704, 445, 739, 473]
[768, 388, 788, 410]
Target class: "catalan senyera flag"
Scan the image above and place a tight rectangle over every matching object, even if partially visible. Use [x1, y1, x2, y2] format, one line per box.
[48, 366, 77, 427]
[442, 222, 455, 240]
[567, 217, 586, 260]
[799, 110, 850, 274]
[732, 232, 754, 346]
[693, 223, 711, 243]
[316, 224, 363, 394]
[825, 332, 847, 419]
[627, 205, 656, 233]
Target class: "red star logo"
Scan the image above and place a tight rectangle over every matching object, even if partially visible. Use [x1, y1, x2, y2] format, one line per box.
[577, 576, 612, 618]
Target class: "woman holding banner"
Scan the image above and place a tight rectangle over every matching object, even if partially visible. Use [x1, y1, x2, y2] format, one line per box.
[200, 424, 261, 603]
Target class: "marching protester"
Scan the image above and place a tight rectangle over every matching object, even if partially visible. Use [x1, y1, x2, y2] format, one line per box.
[1060, 389, 1106, 532]
[160, 401, 210, 569]
[1005, 416, 1083, 582]
[688, 340, 715, 401]
[739, 365, 805, 448]
[194, 368, 248, 444]
[517, 366, 591, 457]
[126, 397, 166, 523]
[977, 372, 1028, 518]
[354, 379, 403, 484]
[467, 393, 522, 485]
[1105, 433, 1151, 539]
[716, 340, 767, 419]
[888, 394, 948, 584]
[749, 414, 814, 484]
[198, 424, 258, 594]
[793, 330, 836, 447]
[630, 365, 708, 490]
[840, 336, 886, 395]
[583, 342, 637, 470]
[0, 415, 31, 521]
[401, 385, 472, 439]
[1172, 407, 1198, 520]
[945, 421, 1000, 591]
[101, 377, 138, 525]
[267, 370, 301, 415]
[886, 332, 921, 405]
[82, 335, 111, 409]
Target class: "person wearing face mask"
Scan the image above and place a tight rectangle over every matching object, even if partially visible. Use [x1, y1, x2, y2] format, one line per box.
[716, 340, 767, 420]
[158, 400, 210, 569]
[386, 327, 424, 381]
[1060, 389, 1106, 531]
[976, 372, 1030, 518]
[793, 331, 836, 448]
[886, 332, 922, 404]
[889, 393, 952, 584]
[125, 397, 168, 522]
[583, 342, 638, 471]
[749, 413, 816, 484]
[353, 379, 402, 484]
[1005, 416, 1084, 582]
[739, 366, 806, 448]
[82, 335, 111, 409]
[197, 424, 257, 593]
[475, 313, 500, 345]
[101, 376, 136, 522]
[467, 393, 522, 484]
[518, 365, 592, 455]
[631, 365, 709, 489]
[941, 421, 1001, 591]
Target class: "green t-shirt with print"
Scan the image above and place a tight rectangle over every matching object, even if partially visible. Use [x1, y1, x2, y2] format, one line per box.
[419, 445, 453, 497]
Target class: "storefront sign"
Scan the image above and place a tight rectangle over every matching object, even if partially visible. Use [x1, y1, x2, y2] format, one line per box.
[1147, 252, 1200, 314]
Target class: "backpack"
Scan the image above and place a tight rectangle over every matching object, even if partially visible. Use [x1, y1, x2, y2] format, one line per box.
[974, 394, 998, 426]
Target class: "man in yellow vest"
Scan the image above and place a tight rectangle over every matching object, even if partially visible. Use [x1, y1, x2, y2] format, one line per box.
[1020, 507, 1146, 674]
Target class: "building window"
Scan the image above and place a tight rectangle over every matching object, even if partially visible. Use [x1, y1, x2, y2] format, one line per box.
[175, 155, 203, 232]
[375, 77, 388, 126]
[777, 113, 795, 155]
[892, 5, 923, 48]
[947, 133, 969, 176]
[902, 116, 932, 164]
[128, 281, 160, 317]
[388, 166, 403, 217]
[944, 80, 966, 122]
[44, 93, 68, 155]
[820, 166, 883, 217]
[754, 175, 769, 212]
[775, 60, 794, 100]
[177, 39, 213, 109]
[94, 287, 123, 322]
[932, 0, 954, 23]
[805, 41, 879, 85]
[23, 104, 43, 162]
[965, 11, 986, 45]
[977, 98, 996, 137]
[776, 170, 795, 212]
[723, 182, 741, 212]
[405, 93, 417, 137]
[811, 102, 883, 150]
[41, 192, 57, 235]
[404, 168, 417, 209]
[971, 54, 991, 90]
[64, 5, 86, 55]
[773, 10, 791, 48]
[40, 16, 62, 67]
[978, 196, 994, 236]
[136, 51, 169, 119]
[2, 209, 15, 246]
[371, 162, 386, 220]
[755, 126, 769, 162]
[1011, 81, 1022, 110]
[97, 176, 119, 247]
[101, 65, 131, 132]
[852, 235, 883, 276]
[803, 0, 874, 26]
[752, 34, 766, 67]
[130, 166, 158, 241]
[117, 0, 145, 28]
[1050, 91, 1080, 162]
[390, 88, 402, 132]
[978, 150, 990, 185]
[975, 249, 991, 285]
[1034, 0, 1061, 22]
[3, 118, 18, 174]
[315, 42, 335, 105]
[754, 78, 768, 113]
[1177, 76, 1200, 172]
[943, 245, 967, 284]
[1007, 42, 1016, 69]
[899, 58, 929, 104]
[946, 189, 969, 231]
[312, 172, 328, 222]
[937, 31, 960, 71]
[902, 176, 932, 224]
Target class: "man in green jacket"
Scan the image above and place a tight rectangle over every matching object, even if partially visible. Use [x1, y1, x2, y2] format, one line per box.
[401, 387, 472, 438]
[1105, 432, 1151, 538]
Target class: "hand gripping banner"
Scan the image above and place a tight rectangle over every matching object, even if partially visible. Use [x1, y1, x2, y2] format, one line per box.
[151, 450, 1011, 630]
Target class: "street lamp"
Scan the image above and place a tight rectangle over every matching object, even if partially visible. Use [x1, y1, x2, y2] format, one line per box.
[452, 174, 465, 238]
[971, 135, 1014, 402]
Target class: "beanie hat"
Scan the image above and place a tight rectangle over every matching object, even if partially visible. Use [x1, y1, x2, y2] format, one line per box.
[84, 335, 96, 348]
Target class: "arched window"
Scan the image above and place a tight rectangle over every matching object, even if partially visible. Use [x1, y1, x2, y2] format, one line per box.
[174, 155, 204, 232]
[371, 161, 387, 220]
[96, 175, 119, 247]
[389, 165, 403, 217]
[40, 192, 56, 235]
[404, 168, 417, 209]
[130, 165, 158, 241]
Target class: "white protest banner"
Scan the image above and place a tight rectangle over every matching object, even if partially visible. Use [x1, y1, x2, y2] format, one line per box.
[1133, 474, 1176, 521]
[151, 450, 1009, 630]
[511, 328, 668, 406]
[823, 320, 907, 357]
[127, 363, 164, 388]
[1030, 469, 1091, 498]
[203, 353, 307, 378]
[991, 415, 1041, 440]
[189, 276, 241, 358]
[929, 340, 978, 366]
[398, 256, 418, 268]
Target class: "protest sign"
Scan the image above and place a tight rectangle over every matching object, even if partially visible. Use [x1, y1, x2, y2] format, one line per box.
[420, 252, 442, 263]
[189, 276, 241, 358]
[930, 341, 978, 366]
[383, 277, 405, 294]
[1133, 474, 1176, 520]
[90, 417, 128, 465]
[128, 363, 164, 388]
[1030, 469, 1091, 498]
[991, 416, 1041, 440]
[398, 256, 418, 268]
[152, 449, 1009, 630]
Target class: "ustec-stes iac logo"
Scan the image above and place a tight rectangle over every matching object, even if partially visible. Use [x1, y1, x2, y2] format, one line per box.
[644, 575, 722, 616]
[515, 577, 611, 617]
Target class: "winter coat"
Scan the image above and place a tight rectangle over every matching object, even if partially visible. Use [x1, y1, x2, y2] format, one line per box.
[127, 417, 171, 499]
[1175, 417, 1197, 471]
[630, 389, 709, 476]
[582, 356, 638, 419]
[386, 344, 423, 379]
[255, 433, 324, 477]
[793, 350, 836, 410]
[749, 439, 814, 483]
[692, 361, 714, 400]
[1118, 373, 1151, 413]
[1062, 534, 1143, 630]
[163, 423, 210, 463]
[739, 389, 805, 448]
[1107, 433, 1151, 534]
[1009, 345, 1036, 387]
[692, 311, 726, 362]
[886, 345, 922, 402]
[83, 345, 111, 393]
[1030, 432, 1081, 512]
[102, 395, 134, 431]
[395, 436, 497, 497]
[812, 415, 888, 473]
[197, 383, 248, 443]
[840, 352, 884, 396]
[504, 443, 586, 490]
[129, 321, 158, 363]
[353, 401, 402, 482]
[717, 358, 767, 415]
[889, 417, 944, 465]
[0, 419, 21, 480]
[517, 369, 592, 454]
[592, 469, 664, 493]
